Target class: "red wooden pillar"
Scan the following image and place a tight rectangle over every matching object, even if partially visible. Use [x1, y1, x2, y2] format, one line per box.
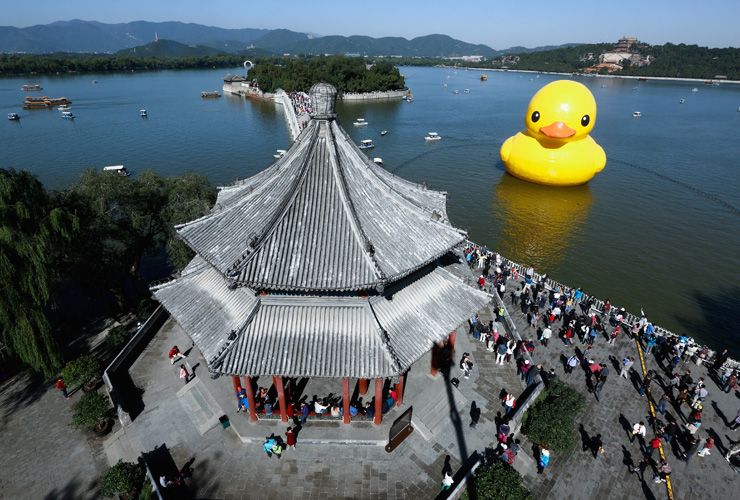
[430, 342, 440, 377]
[231, 375, 241, 393]
[273, 375, 288, 423]
[374, 378, 383, 426]
[358, 378, 369, 395]
[395, 374, 405, 407]
[241, 376, 257, 423]
[342, 378, 351, 424]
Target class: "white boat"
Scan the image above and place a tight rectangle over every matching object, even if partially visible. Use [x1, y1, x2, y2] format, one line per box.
[691, 88, 698, 92]
[373, 157, 383, 165]
[273, 149, 287, 159]
[679, 98, 685, 104]
[425, 132, 441, 141]
[139, 109, 148, 117]
[632, 111, 641, 118]
[453, 90, 460, 95]
[103, 165, 130, 176]
[8, 112, 20, 121]
[601, 84, 607, 88]
[463, 89, 470, 94]
[61, 111, 75, 119]
[358, 139, 375, 150]
[353, 118, 368, 126]
[406, 96, 413, 102]
[443, 83, 447, 88]
[58, 105, 71, 111]
[380, 130, 388, 136]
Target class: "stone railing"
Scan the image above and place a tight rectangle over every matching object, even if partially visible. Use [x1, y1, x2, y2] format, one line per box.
[274, 89, 301, 141]
[340, 89, 410, 101]
[464, 240, 738, 371]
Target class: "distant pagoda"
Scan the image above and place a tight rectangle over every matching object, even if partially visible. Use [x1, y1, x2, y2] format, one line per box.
[152, 83, 490, 424]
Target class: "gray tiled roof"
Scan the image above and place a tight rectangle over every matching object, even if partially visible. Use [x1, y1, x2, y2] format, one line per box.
[175, 117, 464, 292]
[153, 257, 491, 378]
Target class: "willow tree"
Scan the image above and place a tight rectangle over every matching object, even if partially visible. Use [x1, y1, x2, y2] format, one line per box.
[0, 169, 78, 375]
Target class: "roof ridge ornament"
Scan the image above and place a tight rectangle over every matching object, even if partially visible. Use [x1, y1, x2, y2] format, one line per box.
[309, 82, 337, 120]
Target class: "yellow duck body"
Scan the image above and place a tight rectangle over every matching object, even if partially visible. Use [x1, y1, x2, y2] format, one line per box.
[500, 80, 606, 186]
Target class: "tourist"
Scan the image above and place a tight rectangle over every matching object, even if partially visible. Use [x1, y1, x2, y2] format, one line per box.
[503, 393, 516, 415]
[725, 372, 738, 394]
[697, 436, 714, 457]
[631, 421, 646, 444]
[566, 354, 579, 375]
[263, 436, 282, 458]
[526, 364, 541, 386]
[620, 357, 635, 379]
[314, 398, 329, 415]
[593, 364, 609, 399]
[729, 409, 740, 430]
[496, 342, 507, 365]
[285, 427, 296, 450]
[236, 387, 249, 413]
[179, 364, 190, 384]
[713, 348, 729, 370]
[168, 345, 185, 364]
[638, 373, 652, 397]
[300, 402, 310, 425]
[540, 326, 552, 347]
[726, 442, 740, 462]
[460, 353, 474, 379]
[657, 393, 670, 415]
[663, 420, 678, 444]
[682, 437, 702, 463]
[608, 324, 620, 345]
[55, 377, 70, 399]
[441, 472, 454, 491]
[653, 460, 671, 483]
[591, 434, 604, 458]
[648, 435, 662, 458]
[538, 445, 550, 474]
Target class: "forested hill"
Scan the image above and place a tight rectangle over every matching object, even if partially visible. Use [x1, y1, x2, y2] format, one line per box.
[247, 57, 406, 93]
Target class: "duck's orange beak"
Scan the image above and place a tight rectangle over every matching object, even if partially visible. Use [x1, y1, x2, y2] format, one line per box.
[540, 121, 576, 138]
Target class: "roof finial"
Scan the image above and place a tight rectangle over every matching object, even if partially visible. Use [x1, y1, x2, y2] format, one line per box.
[309, 82, 337, 120]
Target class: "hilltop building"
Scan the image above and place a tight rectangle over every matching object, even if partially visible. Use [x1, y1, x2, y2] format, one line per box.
[151, 83, 490, 426]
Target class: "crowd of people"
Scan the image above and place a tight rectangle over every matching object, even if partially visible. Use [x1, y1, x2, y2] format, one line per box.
[461, 242, 740, 483]
[289, 91, 312, 130]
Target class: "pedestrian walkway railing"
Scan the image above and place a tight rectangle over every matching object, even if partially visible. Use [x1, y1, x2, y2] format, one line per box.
[463, 240, 738, 371]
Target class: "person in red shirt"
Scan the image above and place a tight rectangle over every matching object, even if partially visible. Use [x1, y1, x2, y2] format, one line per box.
[168, 345, 185, 364]
[648, 435, 662, 458]
[55, 377, 70, 399]
[286, 427, 297, 450]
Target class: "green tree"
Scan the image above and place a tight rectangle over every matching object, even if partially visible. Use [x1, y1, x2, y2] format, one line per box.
[521, 380, 586, 452]
[0, 169, 78, 375]
[100, 460, 144, 498]
[464, 460, 531, 500]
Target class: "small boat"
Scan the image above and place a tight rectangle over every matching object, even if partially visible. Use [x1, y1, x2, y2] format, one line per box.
[463, 89, 470, 94]
[373, 157, 383, 165]
[443, 83, 447, 88]
[103, 165, 130, 176]
[480, 74, 488, 81]
[601, 84, 607, 88]
[380, 130, 388, 136]
[632, 111, 641, 118]
[425, 132, 441, 141]
[61, 111, 75, 119]
[92, 80, 98, 84]
[8, 113, 20, 121]
[139, 109, 148, 117]
[679, 98, 685, 104]
[359, 139, 375, 150]
[691, 88, 698, 93]
[21, 84, 42, 91]
[353, 118, 368, 126]
[406, 96, 413, 102]
[273, 149, 287, 159]
[201, 91, 221, 98]
[453, 90, 460, 95]
[58, 105, 71, 111]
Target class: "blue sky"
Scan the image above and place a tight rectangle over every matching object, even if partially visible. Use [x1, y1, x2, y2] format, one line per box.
[7, 0, 739, 48]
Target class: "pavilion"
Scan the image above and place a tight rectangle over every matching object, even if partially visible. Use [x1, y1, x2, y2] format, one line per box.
[151, 83, 491, 426]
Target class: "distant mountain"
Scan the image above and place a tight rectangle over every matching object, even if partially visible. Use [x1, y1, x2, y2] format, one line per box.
[496, 43, 583, 55]
[115, 39, 227, 57]
[0, 19, 581, 58]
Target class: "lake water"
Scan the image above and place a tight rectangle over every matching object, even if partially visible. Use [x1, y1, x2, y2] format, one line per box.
[2, 66, 739, 353]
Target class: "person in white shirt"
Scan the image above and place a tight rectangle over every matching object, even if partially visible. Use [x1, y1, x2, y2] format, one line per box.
[540, 326, 552, 346]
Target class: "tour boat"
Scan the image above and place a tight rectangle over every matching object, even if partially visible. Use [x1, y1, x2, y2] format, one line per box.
[373, 157, 383, 165]
[61, 111, 75, 119]
[139, 109, 148, 117]
[679, 99, 686, 104]
[358, 139, 375, 150]
[21, 84, 42, 91]
[425, 132, 441, 141]
[201, 91, 221, 98]
[353, 118, 368, 126]
[273, 149, 287, 159]
[24, 96, 71, 109]
[8, 112, 20, 121]
[632, 111, 641, 118]
[380, 130, 388, 136]
[103, 165, 130, 176]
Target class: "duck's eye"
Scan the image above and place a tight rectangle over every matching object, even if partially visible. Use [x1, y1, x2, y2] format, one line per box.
[531, 111, 540, 123]
[581, 115, 590, 127]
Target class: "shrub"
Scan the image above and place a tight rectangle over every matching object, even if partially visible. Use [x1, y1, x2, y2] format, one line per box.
[105, 325, 131, 350]
[62, 355, 100, 387]
[464, 460, 530, 500]
[100, 460, 143, 498]
[521, 380, 586, 453]
[72, 391, 111, 430]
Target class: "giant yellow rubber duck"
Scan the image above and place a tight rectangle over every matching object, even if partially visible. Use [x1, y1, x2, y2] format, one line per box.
[500, 80, 606, 186]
